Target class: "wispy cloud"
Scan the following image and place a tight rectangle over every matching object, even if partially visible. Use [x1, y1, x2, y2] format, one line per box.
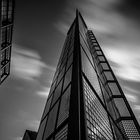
[36, 87, 50, 98]
[134, 105, 140, 111]
[54, 21, 69, 35]
[27, 120, 40, 130]
[11, 44, 47, 82]
[125, 94, 138, 103]
[17, 110, 40, 131]
[123, 86, 139, 95]
[105, 47, 140, 82]
[15, 137, 22, 140]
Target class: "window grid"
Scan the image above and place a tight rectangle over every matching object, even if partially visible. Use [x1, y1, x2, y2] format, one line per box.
[55, 124, 68, 140]
[37, 116, 47, 140]
[87, 30, 140, 139]
[83, 77, 113, 140]
[57, 85, 71, 127]
[119, 120, 140, 139]
[43, 101, 59, 140]
[81, 47, 104, 102]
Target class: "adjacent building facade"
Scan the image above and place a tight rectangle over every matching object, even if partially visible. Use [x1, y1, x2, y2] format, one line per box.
[22, 130, 37, 140]
[36, 11, 140, 140]
[0, 0, 14, 84]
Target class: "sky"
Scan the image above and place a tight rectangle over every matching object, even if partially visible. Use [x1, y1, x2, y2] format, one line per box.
[0, 0, 140, 140]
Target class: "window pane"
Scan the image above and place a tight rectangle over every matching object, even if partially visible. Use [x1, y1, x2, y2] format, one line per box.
[113, 98, 130, 117]
[63, 66, 72, 91]
[36, 117, 47, 140]
[108, 83, 121, 95]
[55, 125, 68, 140]
[104, 71, 114, 81]
[42, 95, 53, 120]
[51, 79, 63, 106]
[43, 101, 59, 139]
[66, 52, 73, 71]
[57, 85, 71, 127]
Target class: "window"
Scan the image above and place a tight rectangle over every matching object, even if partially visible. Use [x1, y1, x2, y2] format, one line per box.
[7, 26, 12, 43]
[36, 117, 47, 140]
[1, 27, 6, 44]
[108, 82, 121, 95]
[104, 71, 114, 81]
[8, 0, 13, 22]
[43, 101, 59, 139]
[55, 125, 68, 140]
[83, 77, 113, 140]
[66, 52, 73, 71]
[98, 56, 105, 62]
[96, 51, 102, 55]
[113, 98, 130, 117]
[2, 0, 7, 23]
[51, 79, 63, 106]
[42, 94, 53, 120]
[63, 66, 72, 91]
[57, 85, 71, 127]
[119, 120, 140, 139]
[81, 48, 101, 97]
[100, 63, 109, 70]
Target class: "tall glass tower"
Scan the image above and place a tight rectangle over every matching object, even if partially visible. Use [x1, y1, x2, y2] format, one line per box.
[36, 10, 140, 140]
[0, 0, 15, 84]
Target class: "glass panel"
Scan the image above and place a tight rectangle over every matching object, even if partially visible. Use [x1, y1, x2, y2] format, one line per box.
[104, 71, 114, 81]
[113, 98, 130, 117]
[63, 66, 72, 91]
[66, 52, 73, 71]
[42, 95, 53, 120]
[80, 34, 94, 67]
[52, 79, 63, 106]
[108, 83, 121, 95]
[81, 48, 103, 100]
[8, 0, 13, 22]
[1, 62, 10, 81]
[36, 117, 47, 140]
[94, 46, 100, 51]
[2, 0, 7, 23]
[57, 85, 71, 127]
[119, 120, 140, 139]
[1, 27, 6, 44]
[100, 63, 109, 70]
[78, 14, 87, 41]
[43, 101, 59, 139]
[57, 66, 65, 85]
[7, 26, 12, 43]
[96, 51, 102, 55]
[55, 125, 68, 140]
[98, 56, 105, 62]
[83, 77, 113, 140]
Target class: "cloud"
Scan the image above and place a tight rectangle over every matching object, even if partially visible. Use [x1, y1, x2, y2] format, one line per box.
[11, 44, 47, 81]
[125, 94, 138, 103]
[134, 105, 140, 111]
[15, 137, 22, 140]
[104, 47, 140, 82]
[36, 87, 50, 98]
[123, 86, 139, 95]
[17, 110, 40, 131]
[54, 21, 69, 35]
[27, 120, 40, 131]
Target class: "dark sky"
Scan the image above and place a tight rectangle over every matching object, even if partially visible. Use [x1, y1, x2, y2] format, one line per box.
[0, 0, 140, 140]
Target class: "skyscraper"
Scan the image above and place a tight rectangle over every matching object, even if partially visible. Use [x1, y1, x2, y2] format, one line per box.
[0, 0, 14, 84]
[36, 10, 140, 140]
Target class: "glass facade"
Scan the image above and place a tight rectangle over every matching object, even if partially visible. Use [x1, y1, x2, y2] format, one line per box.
[0, 0, 14, 84]
[36, 22, 75, 140]
[36, 11, 140, 140]
[86, 30, 140, 139]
